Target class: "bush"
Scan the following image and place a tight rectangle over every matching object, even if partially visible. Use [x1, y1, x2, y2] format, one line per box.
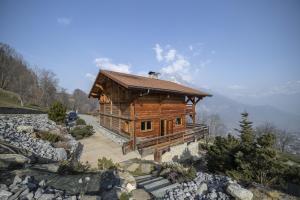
[48, 101, 66, 123]
[76, 118, 86, 125]
[58, 160, 91, 175]
[97, 157, 118, 170]
[119, 192, 131, 200]
[159, 163, 197, 183]
[70, 125, 94, 140]
[36, 131, 63, 143]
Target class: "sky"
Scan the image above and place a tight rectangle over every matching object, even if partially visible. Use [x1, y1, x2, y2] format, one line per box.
[1, 0, 300, 113]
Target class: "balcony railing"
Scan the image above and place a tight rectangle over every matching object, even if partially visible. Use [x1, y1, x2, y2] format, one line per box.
[135, 123, 208, 156]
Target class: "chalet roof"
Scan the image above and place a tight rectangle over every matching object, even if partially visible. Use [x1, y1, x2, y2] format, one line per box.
[89, 70, 212, 98]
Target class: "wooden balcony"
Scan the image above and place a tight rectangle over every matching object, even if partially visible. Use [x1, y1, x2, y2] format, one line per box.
[132, 123, 208, 156]
[185, 104, 194, 114]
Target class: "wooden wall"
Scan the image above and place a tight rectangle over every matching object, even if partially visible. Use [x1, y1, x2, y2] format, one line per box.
[134, 93, 186, 138]
[99, 79, 132, 137]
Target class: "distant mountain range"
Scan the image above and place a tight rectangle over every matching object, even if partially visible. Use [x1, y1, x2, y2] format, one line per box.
[197, 92, 300, 133]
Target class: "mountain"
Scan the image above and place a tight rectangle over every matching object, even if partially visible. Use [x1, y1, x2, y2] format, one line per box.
[197, 92, 300, 133]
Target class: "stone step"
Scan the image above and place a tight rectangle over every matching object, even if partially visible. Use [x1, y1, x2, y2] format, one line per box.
[134, 175, 153, 182]
[143, 179, 170, 191]
[150, 183, 180, 198]
[138, 177, 164, 187]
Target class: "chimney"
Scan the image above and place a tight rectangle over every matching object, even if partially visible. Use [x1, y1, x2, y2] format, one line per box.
[148, 71, 160, 79]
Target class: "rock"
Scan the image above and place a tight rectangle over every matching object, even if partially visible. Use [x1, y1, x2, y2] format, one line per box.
[126, 183, 136, 192]
[0, 190, 12, 200]
[140, 163, 153, 174]
[54, 148, 67, 161]
[16, 125, 34, 133]
[226, 183, 253, 200]
[197, 183, 208, 195]
[32, 163, 60, 173]
[131, 189, 151, 200]
[25, 192, 34, 200]
[38, 193, 56, 200]
[38, 180, 46, 187]
[34, 188, 43, 199]
[126, 163, 139, 172]
[0, 184, 8, 191]
[12, 175, 22, 185]
[81, 195, 101, 200]
[100, 171, 120, 190]
[0, 154, 30, 169]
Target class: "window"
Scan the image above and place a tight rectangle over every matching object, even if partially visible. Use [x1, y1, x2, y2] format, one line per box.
[175, 117, 182, 125]
[141, 120, 152, 131]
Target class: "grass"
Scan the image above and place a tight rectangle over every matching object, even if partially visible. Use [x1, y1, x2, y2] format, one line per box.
[0, 88, 22, 107]
[278, 152, 300, 166]
[0, 89, 46, 112]
[36, 131, 63, 143]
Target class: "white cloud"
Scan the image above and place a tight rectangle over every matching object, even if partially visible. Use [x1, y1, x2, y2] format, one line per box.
[165, 49, 177, 62]
[94, 57, 131, 73]
[57, 17, 72, 25]
[85, 73, 96, 81]
[153, 44, 163, 62]
[189, 45, 193, 51]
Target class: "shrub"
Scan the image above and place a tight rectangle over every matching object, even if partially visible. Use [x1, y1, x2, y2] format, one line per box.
[70, 125, 94, 140]
[119, 192, 131, 200]
[58, 160, 91, 174]
[76, 118, 86, 125]
[159, 163, 196, 183]
[48, 101, 66, 123]
[97, 157, 118, 170]
[36, 131, 63, 143]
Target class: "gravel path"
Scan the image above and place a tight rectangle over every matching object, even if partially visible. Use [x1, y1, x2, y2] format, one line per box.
[78, 114, 141, 167]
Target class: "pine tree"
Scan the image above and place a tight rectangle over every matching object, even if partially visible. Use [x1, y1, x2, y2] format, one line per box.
[235, 112, 254, 148]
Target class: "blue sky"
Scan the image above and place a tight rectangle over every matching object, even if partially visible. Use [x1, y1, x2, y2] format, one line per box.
[1, 0, 300, 112]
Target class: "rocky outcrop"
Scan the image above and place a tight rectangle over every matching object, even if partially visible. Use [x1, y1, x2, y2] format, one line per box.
[0, 114, 79, 161]
[0, 175, 78, 200]
[0, 153, 31, 169]
[164, 171, 253, 200]
[226, 183, 253, 200]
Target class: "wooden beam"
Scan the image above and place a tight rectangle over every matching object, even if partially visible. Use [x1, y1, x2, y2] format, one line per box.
[95, 83, 104, 90]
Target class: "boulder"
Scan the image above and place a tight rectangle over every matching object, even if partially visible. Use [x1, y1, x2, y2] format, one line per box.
[54, 148, 67, 161]
[226, 183, 253, 200]
[16, 125, 34, 133]
[197, 183, 208, 195]
[81, 195, 101, 200]
[131, 189, 151, 200]
[126, 183, 136, 193]
[126, 163, 139, 172]
[140, 163, 153, 174]
[0, 154, 30, 169]
[32, 163, 60, 173]
[0, 190, 12, 200]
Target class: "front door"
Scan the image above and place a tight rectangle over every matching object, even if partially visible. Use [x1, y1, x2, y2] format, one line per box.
[167, 119, 173, 134]
[160, 120, 167, 136]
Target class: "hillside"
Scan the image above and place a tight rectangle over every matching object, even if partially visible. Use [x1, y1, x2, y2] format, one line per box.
[198, 92, 300, 133]
[0, 88, 22, 108]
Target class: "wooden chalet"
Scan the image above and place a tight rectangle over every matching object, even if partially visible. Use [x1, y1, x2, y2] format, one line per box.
[89, 70, 212, 161]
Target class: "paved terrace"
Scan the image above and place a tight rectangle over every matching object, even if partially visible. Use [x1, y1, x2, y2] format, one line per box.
[78, 114, 141, 167]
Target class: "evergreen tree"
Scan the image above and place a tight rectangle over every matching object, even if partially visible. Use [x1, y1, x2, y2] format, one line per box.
[235, 112, 254, 146]
[48, 101, 66, 123]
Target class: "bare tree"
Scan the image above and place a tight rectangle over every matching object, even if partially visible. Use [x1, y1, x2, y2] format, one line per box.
[254, 122, 277, 137]
[276, 130, 294, 152]
[37, 69, 58, 107]
[56, 88, 70, 109]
